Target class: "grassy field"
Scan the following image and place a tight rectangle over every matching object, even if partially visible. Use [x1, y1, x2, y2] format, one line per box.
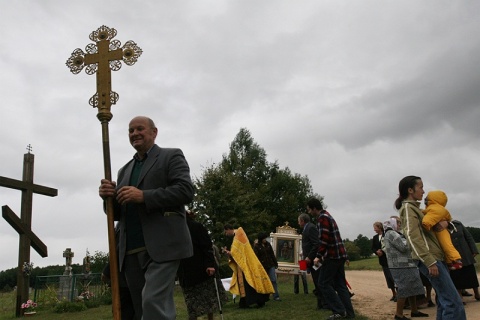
[1, 253, 477, 319]
[0, 273, 369, 320]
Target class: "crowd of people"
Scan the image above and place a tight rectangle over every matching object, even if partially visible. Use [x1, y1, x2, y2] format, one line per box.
[97, 118, 477, 320]
[371, 175, 479, 320]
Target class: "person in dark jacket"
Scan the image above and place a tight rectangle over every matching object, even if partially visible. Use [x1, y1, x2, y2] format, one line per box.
[177, 211, 227, 320]
[254, 232, 281, 301]
[449, 220, 480, 303]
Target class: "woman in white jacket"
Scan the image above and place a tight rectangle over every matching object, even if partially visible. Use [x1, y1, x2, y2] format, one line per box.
[383, 217, 428, 320]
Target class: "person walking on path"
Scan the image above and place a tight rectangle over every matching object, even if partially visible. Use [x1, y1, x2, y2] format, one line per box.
[371, 221, 397, 302]
[308, 198, 355, 319]
[395, 175, 466, 320]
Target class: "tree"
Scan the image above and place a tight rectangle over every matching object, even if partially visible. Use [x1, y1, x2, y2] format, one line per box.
[466, 226, 480, 243]
[192, 128, 318, 247]
[344, 240, 361, 261]
[89, 251, 109, 273]
[353, 234, 372, 258]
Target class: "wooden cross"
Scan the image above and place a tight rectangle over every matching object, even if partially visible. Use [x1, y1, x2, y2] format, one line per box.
[0, 150, 57, 317]
[66, 25, 142, 320]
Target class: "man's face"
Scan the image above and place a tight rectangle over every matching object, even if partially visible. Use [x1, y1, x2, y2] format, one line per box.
[224, 229, 234, 237]
[128, 117, 157, 154]
[298, 218, 305, 228]
[307, 206, 318, 216]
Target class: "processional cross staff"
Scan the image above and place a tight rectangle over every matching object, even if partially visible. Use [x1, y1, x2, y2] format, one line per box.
[66, 25, 142, 320]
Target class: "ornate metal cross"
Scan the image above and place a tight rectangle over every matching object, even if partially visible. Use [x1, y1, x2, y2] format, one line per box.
[66, 25, 142, 121]
[0, 149, 57, 317]
[66, 25, 142, 320]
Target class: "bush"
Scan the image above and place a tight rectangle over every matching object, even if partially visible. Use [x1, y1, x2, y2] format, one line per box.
[2, 284, 12, 292]
[39, 284, 60, 308]
[84, 299, 101, 308]
[97, 289, 112, 305]
[53, 300, 87, 313]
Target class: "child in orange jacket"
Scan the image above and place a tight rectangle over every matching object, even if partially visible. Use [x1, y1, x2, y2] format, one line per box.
[422, 190, 462, 270]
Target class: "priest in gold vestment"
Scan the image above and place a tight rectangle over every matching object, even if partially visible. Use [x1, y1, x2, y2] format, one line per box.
[223, 225, 274, 308]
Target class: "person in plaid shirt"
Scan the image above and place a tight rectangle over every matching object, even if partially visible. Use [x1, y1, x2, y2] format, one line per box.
[308, 198, 355, 319]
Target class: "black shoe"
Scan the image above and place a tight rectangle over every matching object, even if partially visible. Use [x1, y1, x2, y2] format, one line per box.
[462, 290, 473, 297]
[327, 313, 346, 319]
[411, 311, 428, 317]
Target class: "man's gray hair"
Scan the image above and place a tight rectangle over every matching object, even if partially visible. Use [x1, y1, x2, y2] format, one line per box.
[298, 213, 310, 223]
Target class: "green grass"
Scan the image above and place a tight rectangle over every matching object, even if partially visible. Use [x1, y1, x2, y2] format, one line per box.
[348, 257, 382, 271]
[2, 251, 478, 319]
[0, 274, 369, 320]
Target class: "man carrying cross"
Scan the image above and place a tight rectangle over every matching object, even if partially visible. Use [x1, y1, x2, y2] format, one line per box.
[99, 116, 194, 320]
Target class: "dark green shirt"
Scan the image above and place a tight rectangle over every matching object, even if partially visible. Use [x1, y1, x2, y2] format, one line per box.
[125, 157, 146, 251]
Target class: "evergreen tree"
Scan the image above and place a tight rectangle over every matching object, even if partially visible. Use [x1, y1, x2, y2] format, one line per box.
[353, 234, 372, 258]
[192, 128, 318, 247]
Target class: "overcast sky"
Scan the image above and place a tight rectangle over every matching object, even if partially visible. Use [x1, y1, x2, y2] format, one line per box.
[1, 1, 479, 272]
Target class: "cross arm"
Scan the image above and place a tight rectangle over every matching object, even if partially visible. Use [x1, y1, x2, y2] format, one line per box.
[2, 205, 48, 257]
[0, 176, 58, 197]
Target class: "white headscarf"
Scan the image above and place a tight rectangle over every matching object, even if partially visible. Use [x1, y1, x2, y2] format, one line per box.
[383, 217, 399, 232]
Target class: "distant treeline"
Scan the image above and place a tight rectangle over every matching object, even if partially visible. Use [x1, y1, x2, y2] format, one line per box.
[466, 226, 480, 243]
[0, 251, 108, 292]
[1, 226, 479, 291]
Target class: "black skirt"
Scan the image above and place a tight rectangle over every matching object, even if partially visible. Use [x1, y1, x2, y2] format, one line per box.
[182, 276, 228, 318]
[450, 264, 479, 289]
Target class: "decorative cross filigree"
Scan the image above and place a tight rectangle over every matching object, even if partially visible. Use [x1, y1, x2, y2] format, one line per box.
[66, 25, 142, 121]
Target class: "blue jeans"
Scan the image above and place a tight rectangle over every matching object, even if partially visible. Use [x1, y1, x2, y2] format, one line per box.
[267, 267, 280, 299]
[318, 259, 355, 317]
[417, 260, 466, 320]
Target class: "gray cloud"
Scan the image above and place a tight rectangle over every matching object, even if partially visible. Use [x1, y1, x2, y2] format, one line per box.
[1, 1, 479, 271]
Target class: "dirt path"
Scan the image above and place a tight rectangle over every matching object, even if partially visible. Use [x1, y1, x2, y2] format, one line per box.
[345, 270, 480, 320]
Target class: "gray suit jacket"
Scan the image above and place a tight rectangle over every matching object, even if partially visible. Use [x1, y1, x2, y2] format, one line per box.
[113, 144, 194, 267]
[302, 222, 319, 261]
